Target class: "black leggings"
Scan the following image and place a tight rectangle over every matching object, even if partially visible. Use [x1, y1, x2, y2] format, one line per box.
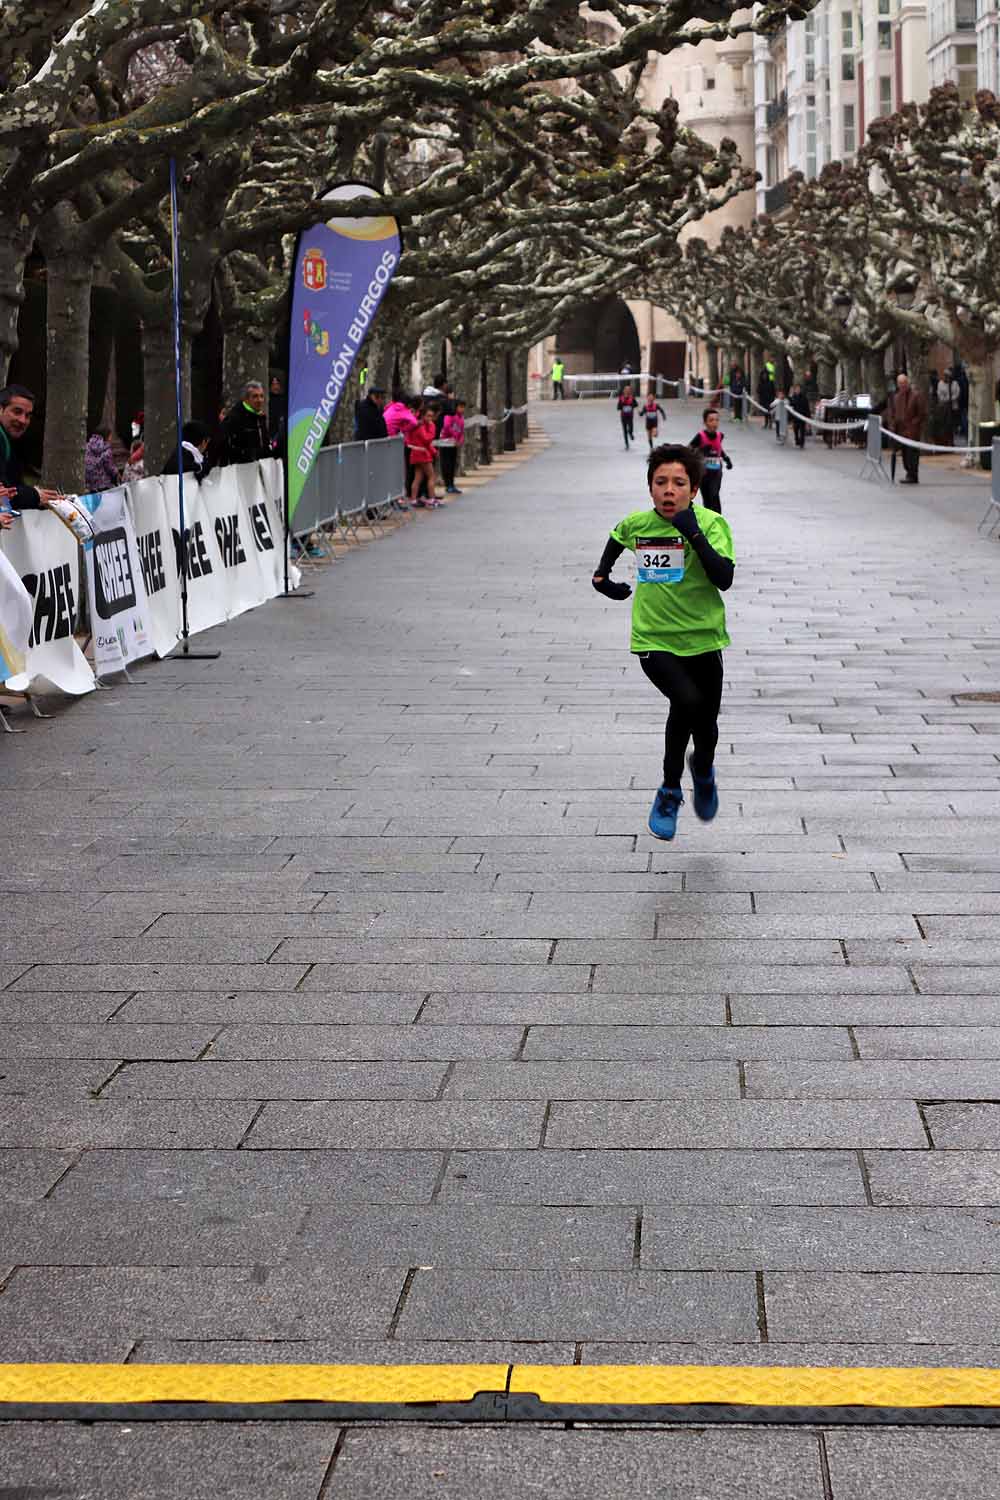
[620, 412, 634, 446]
[639, 649, 724, 788]
[698, 468, 723, 513]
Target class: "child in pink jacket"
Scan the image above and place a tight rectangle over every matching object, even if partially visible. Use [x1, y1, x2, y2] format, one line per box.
[439, 399, 465, 494]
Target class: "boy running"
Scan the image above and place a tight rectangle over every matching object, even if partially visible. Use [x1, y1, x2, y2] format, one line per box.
[616, 384, 637, 449]
[689, 407, 733, 513]
[592, 443, 735, 841]
[642, 391, 667, 450]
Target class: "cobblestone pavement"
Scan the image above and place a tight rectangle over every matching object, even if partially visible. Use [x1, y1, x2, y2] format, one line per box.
[3, 400, 1000, 1494]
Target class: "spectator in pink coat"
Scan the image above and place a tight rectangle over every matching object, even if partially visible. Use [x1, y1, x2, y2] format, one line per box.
[383, 391, 418, 439]
[439, 399, 465, 494]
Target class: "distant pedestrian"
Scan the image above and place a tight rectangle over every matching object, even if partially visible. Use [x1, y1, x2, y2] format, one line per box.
[887, 371, 927, 484]
[355, 386, 388, 442]
[729, 366, 746, 421]
[405, 400, 439, 507]
[551, 359, 566, 400]
[789, 383, 811, 448]
[757, 366, 776, 428]
[439, 399, 466, 494]
[84, 427, 119, 492]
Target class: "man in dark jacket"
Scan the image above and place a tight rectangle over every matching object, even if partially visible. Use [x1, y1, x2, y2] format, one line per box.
[788, 383, 811, 448]
[354, 388, 388, 441]
[886, 371, 927, 484]
[0, 385, 62, 510]
[207, 381, 271, 468]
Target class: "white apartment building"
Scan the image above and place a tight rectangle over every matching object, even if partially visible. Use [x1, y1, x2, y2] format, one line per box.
[755, 0, 999, 211]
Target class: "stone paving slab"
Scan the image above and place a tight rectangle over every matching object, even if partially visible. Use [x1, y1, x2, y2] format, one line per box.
[7, 401, 1000, 1489]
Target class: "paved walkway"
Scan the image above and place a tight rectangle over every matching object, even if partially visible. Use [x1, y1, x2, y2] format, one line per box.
[3, 400, 1000, 1494]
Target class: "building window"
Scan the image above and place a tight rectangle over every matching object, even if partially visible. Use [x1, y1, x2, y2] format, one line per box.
[842, 53, 856, 79]
[956, 0, 976, 26]
[879, 75, 893, 114]
[806, 96, 818, 177]
[878, 20, 892, 46]
[878, 0, 891, 12]
[766, 144, 780, 185]
[841, 9, 854, 47]
[843, 102, 856, 155]
[704, 71, 716, 89]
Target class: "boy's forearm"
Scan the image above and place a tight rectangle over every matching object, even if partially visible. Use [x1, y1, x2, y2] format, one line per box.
[593, 537, 625, 579]
[688, 531, 735, 591]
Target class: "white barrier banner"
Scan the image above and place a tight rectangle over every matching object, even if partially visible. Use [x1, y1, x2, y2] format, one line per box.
[129, 461, 286, 657]
[129, 475, 182, 659]
[0, 512, 94, 695]
[0, 545, 32, 680]
[77, 485, 153, 677]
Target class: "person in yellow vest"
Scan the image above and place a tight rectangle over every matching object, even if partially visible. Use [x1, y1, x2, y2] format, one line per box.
[550, 359, 566, 401]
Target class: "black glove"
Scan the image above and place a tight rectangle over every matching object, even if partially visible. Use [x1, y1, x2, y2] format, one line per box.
[592, 575, 631, 601]
[670, 507, 701, 539]
[724, 455, 733, 470]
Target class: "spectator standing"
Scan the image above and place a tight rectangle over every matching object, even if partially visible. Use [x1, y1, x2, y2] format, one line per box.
[551, 359, 566, 400]
[123, 440, 146, 484]
[0, 385, 61, 511]
[405, 400, 439, 507]
[757, 366, 776, 429]
[207, 381, 271, 469]
[355, 387, 388, 441]
[162, 420, 212, 480]
[439, 399, 465, 494]
[887, 371, 927, 484]
[383, 390, 418, 440]
[935, 368, 960, 446]
[84, 428, 120, 492]
[729, 366, 746, 421]
[788, 383, 811, 448]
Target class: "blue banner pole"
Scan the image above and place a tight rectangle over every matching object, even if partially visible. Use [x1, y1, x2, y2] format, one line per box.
[167, 158, 219, 660]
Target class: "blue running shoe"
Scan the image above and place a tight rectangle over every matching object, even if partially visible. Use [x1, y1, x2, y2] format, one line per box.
[648, 784, 683, 840]
[687, 754, 719, 822]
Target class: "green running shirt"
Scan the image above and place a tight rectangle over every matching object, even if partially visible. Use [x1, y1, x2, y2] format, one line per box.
[610, 505, 734, 656]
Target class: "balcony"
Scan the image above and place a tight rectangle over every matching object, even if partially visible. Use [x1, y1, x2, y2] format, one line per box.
[766, 89, 788, 126]
[764, 177, 791, 214]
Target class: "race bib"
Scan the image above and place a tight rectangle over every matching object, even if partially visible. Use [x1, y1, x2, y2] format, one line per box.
[635, 536, 684, 584]
[704, 458, 722, 470]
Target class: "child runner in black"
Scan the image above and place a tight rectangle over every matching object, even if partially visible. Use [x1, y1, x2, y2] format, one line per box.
[617, 384, 637, 449]
[689, 407, 733, 513]
[592, 443, 735, 841]
[642, 391, 667, 450]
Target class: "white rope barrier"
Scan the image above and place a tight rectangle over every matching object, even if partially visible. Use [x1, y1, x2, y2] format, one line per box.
[879, 426, 991, 455]
[799, 411, 869, 432]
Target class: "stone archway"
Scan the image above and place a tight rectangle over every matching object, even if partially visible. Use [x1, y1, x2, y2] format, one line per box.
[555, 294, 641, 374]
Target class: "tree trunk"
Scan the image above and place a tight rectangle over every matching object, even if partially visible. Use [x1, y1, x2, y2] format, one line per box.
[42, 255, 94, 492]
[707, 345, 720, 390]
[817, 359, 836, 398]
[143, 320, 191, 474]
[862, 350, 886, 397]
[512, 349, 529, 441]
[842, 355, 862, 395]
[484, 356, 505, 463]
[967, 359, 996, 449]
[0, 224, 33, 384]
[222, 325, 271, 411]
[452, 346, 482, 473]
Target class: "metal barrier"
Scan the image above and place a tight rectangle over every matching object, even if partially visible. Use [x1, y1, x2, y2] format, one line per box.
[978, 439, 1000, 534]
[291, 435, 406, 542]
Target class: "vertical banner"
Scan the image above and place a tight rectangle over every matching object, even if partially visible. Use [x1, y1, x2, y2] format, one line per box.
[288, 183, 401, 522]
[76, 487, 152, 677]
